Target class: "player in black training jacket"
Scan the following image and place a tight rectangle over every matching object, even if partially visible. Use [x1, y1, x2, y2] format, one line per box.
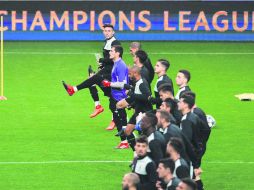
[156, 158, 181, 190]
[175, 70, 191, 100]
[181, 91, 211, 157]
[149, 59, 174, 109]
[156, 110, 199, 172]
[129, 42, 154, 84]
[167, 138, 192, 180]
[132, 136, 157, 190]
[116, 66, 152, 150]
[158, 83, 182, 126]
[62, 24, 120, 121]
[140, 112, 166, 166]
[133, 50, 151, 90]
[177, 94, 205, 190]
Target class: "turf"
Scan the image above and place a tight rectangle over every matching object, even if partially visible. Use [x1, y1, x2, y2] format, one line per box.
[0, 41, 254, 190]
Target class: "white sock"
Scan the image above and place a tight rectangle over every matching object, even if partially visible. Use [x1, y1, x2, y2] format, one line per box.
[73, 86, 78, 92]
[95, 101, 100, 106]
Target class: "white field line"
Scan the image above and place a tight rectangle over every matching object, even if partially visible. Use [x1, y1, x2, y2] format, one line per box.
[5, 51, 93, 55]
[0, 160, 130, 165]
[4, 51, 254, 55]
[0, 160, 253, 165]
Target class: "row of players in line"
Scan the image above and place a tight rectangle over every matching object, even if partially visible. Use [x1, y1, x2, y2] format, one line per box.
[62, 24, 211, 190]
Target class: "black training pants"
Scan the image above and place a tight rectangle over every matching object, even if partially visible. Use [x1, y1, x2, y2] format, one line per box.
[109, 97, 127, 141]
[76, 67, 112, 99]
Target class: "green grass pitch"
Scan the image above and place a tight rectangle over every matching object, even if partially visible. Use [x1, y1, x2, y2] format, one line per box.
[0, 41, 254, 190]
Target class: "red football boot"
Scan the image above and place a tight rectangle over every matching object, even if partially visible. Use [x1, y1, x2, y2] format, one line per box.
[115, 141, 129, 149]
[89, 105, 104, 118]
[62, 81, 75, 96]
[106, 120, 116, 130]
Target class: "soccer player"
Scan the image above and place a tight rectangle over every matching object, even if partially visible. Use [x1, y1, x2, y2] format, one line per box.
[62, 24, 120, 129]
[132, 136, 157, 190]
[178, 94, 202, 155]
[101, 45, 129, 149]
[156, 158, 181, 190]
[133, 50, 151, 88]
[177, 94, 204, 190]
[129, 42, 141, 56]
[140, 112, 166, 165]
[116, 66, 152, 150]
[156, 110, 199, 172]
[181, 91, 211, 156]
[149, 59, 174, 109]
[129, 42, 154, 84]
[160, 99, 182, 127]
[176, 178, 197, 190]
[158, 84, 182, 126]
[175, 70, 191, 100]
[122, 173, 141, 190]
[167, 138, 191, 179]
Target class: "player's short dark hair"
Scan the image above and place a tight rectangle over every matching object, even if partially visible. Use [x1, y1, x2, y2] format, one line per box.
[136, 135, 148, 145]
[158, 83, 173, 95]
[181, 178, 197, 190]
[163, 98, 175, 110]
[158, 59, 170, 71]
[103, 23, 114, 30]
[182, 91, 196, 100]
[159, 158, 175, 173]
[112, 45, 123, 57]
[145, 112, 158, 128]
[181, 93, 195, 109]
[168, 137, 185, 155]
[179, 69, 191, 82]
[135, 50, 148, 64]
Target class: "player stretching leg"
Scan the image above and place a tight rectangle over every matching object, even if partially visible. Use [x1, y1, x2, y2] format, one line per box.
[63, 24, 119, 129]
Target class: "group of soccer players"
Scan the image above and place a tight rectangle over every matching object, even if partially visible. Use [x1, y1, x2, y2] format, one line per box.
[63, 24, 211, 190]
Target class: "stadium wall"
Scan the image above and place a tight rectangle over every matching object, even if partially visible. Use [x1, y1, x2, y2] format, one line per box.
[0, 1, 254, 41]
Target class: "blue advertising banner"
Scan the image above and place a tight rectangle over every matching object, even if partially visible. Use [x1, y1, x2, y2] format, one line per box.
[0, 1, 253, 41]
